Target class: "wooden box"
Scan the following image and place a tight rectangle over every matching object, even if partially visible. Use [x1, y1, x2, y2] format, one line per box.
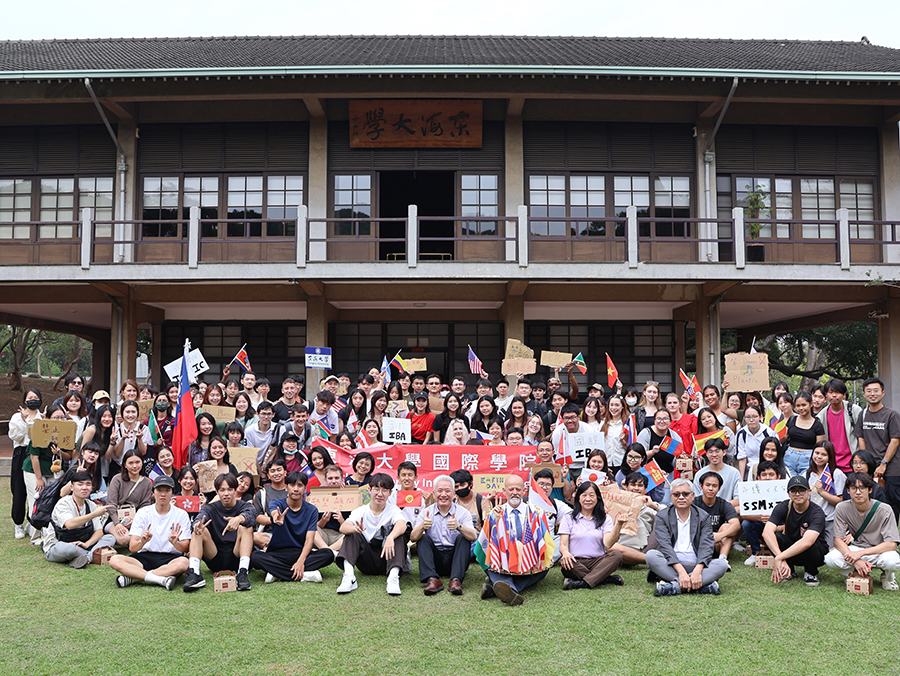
[91, 547, 115, 566]
[214, 571, 236, 593]
[755, 549, 776, 570]
[846, 574, 874, 595]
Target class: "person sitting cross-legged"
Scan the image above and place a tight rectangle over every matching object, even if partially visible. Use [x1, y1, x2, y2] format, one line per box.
[695, 471, 741, 570]
[558, 481, 626, 590]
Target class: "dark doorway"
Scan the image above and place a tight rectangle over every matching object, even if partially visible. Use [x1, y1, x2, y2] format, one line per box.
[379, 171, 455, 261]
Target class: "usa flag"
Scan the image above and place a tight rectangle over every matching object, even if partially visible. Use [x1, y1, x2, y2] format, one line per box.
[468, 346, 482, 375]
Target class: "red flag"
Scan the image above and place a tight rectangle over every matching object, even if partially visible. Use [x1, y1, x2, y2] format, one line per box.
[556, 431, 574, 466]
[170, 342, 197, 469]
[397, 490, 422, 507]
[606, 353, 619, 388]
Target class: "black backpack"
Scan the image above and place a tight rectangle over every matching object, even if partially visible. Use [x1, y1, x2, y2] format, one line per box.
[28, 468, 74, 530]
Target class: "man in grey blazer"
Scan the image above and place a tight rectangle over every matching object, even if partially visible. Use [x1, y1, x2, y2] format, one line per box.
[646, 478, 728, 596]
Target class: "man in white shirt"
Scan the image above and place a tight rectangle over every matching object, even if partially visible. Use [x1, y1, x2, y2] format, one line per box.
[693, 438, 741, 508]
[109, 475, 192, 590]
[43, 470, 116, 569]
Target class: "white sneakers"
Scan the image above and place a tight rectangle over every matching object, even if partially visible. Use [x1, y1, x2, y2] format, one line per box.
[301, 570, 323, 583]
[386, 574, 401, 596]
[744, 555, 757, 566]
[336, 574, 358, 594]
[14, 524, 26, 539]
[882, 572, 899, 591]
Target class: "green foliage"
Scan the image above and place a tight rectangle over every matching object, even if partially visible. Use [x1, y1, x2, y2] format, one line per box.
[743, 184, 768, 240]
[767, 322, 877, 381]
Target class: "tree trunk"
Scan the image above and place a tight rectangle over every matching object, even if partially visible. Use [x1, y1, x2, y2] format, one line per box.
[798, 345, 827, 392]
[53, 337, 84, 390]
[8, 327, 42, 392]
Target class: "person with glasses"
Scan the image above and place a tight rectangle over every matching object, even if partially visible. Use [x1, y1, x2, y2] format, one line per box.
[824, 472, 900, 591]
[636, 410, 682, 504]
[551, 403, 592, 480]
[647, 478, 727, 596]
[855, 377, 900, 521]
[762, 475, 829, 587]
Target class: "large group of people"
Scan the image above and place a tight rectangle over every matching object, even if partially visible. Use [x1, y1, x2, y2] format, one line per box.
[8, 361, 900, 602]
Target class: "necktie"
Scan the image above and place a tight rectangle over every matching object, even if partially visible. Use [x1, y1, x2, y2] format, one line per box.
[512, 509, 522, 540]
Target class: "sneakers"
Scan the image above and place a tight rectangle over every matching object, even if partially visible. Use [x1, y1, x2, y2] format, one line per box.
[563, 579, 590, 590]
[654, 581, 681, 597]
[386, 575, 402, 596]
[336, 574, 358, 594]
[14, 524, 26, 539]
[744, 555, 757, 567]
[646, 570, 660, 583]
[882, 572, 899, 591]
[697, 581, 721, 595]
[68, 554, 91, 569]
[732, 542, 746, 552]
[265, 573, 277, 584]
[803, 572, 820, 587]
[301, 570, 323, 583]
[236, 569, 251, 591]
[183, 571, 206, 592]
[115, 575, 134, 588]
[603, 574, 625, 586]
[163, 576, 176, 591]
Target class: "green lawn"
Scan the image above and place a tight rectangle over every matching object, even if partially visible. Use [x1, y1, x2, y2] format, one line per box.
[0, 489, 895, 676]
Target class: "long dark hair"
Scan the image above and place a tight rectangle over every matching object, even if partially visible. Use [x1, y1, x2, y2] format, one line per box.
[571, 481, 606, 528]
[77, 440, 104, 490]
[340, 388, 367, 423]
[697, 406, 724, 433]
[91, 404, 117, 451]
[233, 392, 255, 424]
[759, 438, 788, 478]
[440, 393, 466, 426]
[194, 412, 222, 445]
[471, 395, 498, 432]
[119, 449, 143, 479]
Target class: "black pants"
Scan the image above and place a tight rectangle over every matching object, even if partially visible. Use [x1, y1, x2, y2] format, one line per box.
[336, 532, 408, 576]
[884, 476, 900, 522]
[250, 547, 335, 581]
[775, 532, 826, 575]
[10, 446, 27, 525]
[416, 533, 471, 582]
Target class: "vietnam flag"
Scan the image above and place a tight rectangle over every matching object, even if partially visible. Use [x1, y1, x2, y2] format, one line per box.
[170, 340, 198, 469]
[694, 429, 727, 455]
[606, 353, 619, 388]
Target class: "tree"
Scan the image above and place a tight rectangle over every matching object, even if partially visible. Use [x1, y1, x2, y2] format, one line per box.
[53, 336, 85, 391]
[0, 327, 47, 391]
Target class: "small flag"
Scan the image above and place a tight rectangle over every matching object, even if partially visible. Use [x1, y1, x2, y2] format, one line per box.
[468, 346, 483, 375]
[380, 355, 390, 385]
[331, 398, 346, 412]
[313, 417, 331, 439]
[172, 495, 201, 512]
[694, 429, 727, 454]
[573, 352, 587, 375]
[528, 470, 554, 512]
[231, 344, 252, 373]
[398, 490, 422, 507]
[679, 369, 698, 397]
[390, 351, 407, 375]
[355, 428, 373, 448]
[606, 353, 619, 388]
[821, 465, 835, 495]
[765, 409, 788, 441]
[638, 459, 667, 490]
[346, 409, 360, 435]
[148, 463, 165, 482]
[148, 410, 163, 445]
[624, 413, 637, 446]
[750, 336, 757, 354]
[579, 468, 607, 486]
[473, 429, 494, 444]
[556, 431, 574, 466]
[658, 435, 682, 457]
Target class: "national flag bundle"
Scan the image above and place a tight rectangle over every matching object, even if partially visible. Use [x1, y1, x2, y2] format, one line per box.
[313, 417, 331, 439]
[624, 413, 637, 446]
[474, 505, 554, 575]
[148, 409, 163, 445]
[693, 429, 727, 454]
[473, 429, 494, 445]
[821, 465, 835, 494]
[573, 352, 587, 375]
[170, 340, 198, 469]
[231, 343, 252, 372]
[606, 353, 619, 388]
[527, 470, 554, 513]
[679, 369, 700, 397]
[148, 463, 166, 483]
[468, 346, 482, 375]
[390, 351, 407, 375]
[638, 459, 667, 490]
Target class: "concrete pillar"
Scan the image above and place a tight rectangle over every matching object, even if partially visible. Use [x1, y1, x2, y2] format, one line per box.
[674, 320, 687, 376]
[502, 294, 525, 347]
[107, 301, 123, 393]
[695, 118, 717, 262]
[123, 298, 139, 384]
[90, 336, 110, 394]
[308, 117, 329, 261]
[150, 322, 163, 387]
[504, 116, 524, 262]
[116, 119, 137, 262]
[305, 295, 333, 349]
[880, 122, 900, 263]
[877, 297, 900, 408]
[692, 297, 715, 387]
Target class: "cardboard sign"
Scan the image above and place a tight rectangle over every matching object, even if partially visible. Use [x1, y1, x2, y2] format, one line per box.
[598, 485, 644, 536]
[405, 358, 427, 371]
[229, 447, 260, 476]
[540, 350, 572, 368]
[501, 358, 537, 376]
[137, 400, 153, 422]
[473, 473, 512, 494]
[504, 338, 534, 360]
[567, 432, 605, 463]
[31, 419, 78, 450]
[524, 462, 563, 487]
[724, 352, 770, 393]
[579, 469, 607, 486]
[382, 417, 412, 444]
[204, 405, 235, 423]
[385, 400, 409, 416]
[307, 487, 363, 512]
[163, 348, 209, 384]
[739, 479, 789, 516]
[172, 495, 201, 512]
[194, 460, 219, 494]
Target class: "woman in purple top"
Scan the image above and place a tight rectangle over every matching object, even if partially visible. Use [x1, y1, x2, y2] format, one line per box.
[558, 481, 627, 590]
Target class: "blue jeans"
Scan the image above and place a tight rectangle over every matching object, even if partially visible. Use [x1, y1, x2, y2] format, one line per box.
[783, 448, 812, 476]
[487, 569, 548, 593]
[741, 520, 765, 554]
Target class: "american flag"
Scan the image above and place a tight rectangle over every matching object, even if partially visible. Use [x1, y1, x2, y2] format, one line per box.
[468, 346, 482, 375]
[331, 398, 346, 412]
[519, 512, 538, 571]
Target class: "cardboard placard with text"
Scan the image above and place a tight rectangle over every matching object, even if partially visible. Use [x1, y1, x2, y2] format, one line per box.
[405, 358, 427, 372]
[567, 431, 605, 464]
[307, 487, 363, 513]
[229, 447, 260, 475]
[194, 460, 219, 494]
[382, 417, 412, 444]
[739, 479, 788, 516]
[473, 473, 512, 495]
[598, 485, 644, 536]
[204, 405, 236, 423]
[385, 400, 409, 416]
[540, 350, 573, 368]
[724, 352, 770, 393]
[504, 339, 534, 361]
[31, 419, 78, 450]
[137, 400, 153, 422]
[524, 462, 563, 487]
[501, 358, 537, 376]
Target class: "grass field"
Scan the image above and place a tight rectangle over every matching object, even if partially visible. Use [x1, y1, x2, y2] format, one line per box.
[1, 489, 896, 676]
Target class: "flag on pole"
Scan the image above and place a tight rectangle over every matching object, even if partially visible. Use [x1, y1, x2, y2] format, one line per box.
[765, 409, 788, 441]
[679, 369, 698, 397]
[468, 346, 483, 375]
[624, 413, 637, 446]
[556, 431, 574, 466]
[528, 469, 554, 514]
[473, 429, 494, 445]
[390, 351, 407, 375]
[148, 409, 163, 445]
[693, 429, 727, 454]
[170, 340, 198, 469]
[573, 352, 587, 375]
[313, 417, 331, 440]
[331, 398, 346, 412]
[821, 465, 835, 494]
[658, 435, 682, 457]
[638, 459, 667, 490]
[606, 353, 619, 388]
[345, 409, 360, 435]
[380, 355, 390, 385]
[231, 343, 252, 372]
[750, 336, 758, 354]
[148, 463, 166, 483]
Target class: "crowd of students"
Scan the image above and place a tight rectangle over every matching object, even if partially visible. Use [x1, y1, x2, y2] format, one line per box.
[7, 362, 900, 600]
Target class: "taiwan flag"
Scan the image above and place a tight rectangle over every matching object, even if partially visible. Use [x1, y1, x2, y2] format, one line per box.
[170, 340, 198, 469]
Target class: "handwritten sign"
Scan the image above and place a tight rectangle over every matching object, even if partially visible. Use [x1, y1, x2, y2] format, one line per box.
[567, 432, 605, 463]
[504, 339, 534, 361]
[163, 348, 209, 384]
[172, 495, 201, 512]
[405, 358, 427, 372]
[307, 487, 363, 512]
[540, 350, 573, 368]
[204, 405, 235, 424]
[229, 447, 260, 476]
[137, 400, 153, 422]
[474, 473, 511, 494]
[501, 358, 537, 376]
[350, 100, 483, 148]
[31, 419, 78, 450]
[739, 479, 788, 516]
[598, 485, 644, 536]
[385, 400, 409, 416]
[524, 462, 563, 487]
[382, 417, 412, 444]
[194, 460, 218, 494]
[724, 352, 770, 393]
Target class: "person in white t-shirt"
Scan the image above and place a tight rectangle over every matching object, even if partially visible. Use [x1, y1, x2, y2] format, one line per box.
[108, 475, 192, 590]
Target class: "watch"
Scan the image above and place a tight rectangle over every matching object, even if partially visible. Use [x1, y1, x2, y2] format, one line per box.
[880, 460, 888, 465]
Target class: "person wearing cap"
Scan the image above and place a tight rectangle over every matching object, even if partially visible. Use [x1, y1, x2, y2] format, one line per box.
[762, 475, 830, 586]
[545, 363, 579, 402]
[108, 475, 192, 590]
[92, 390, 111, 407]
[322, 374, 341, 400]
[410, 391, 436, 444]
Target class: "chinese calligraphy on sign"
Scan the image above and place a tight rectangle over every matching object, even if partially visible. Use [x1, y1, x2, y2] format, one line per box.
[350, 100, 483, 148]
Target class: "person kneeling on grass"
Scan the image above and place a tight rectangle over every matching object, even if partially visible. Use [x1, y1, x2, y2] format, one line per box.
[741, 460, 783, 567]
[109, 475, 191, 590]
[647, 478, 727, 596]
[42, 470, 116, 569]
[410, 475, 477, 596]
[695, 471, 741, 571]
[183, 473, 255, 592]
[558, 481, 626, 590]
[335, 472, 408, 596]
[250, 471, 336, 584]
[824, 472, 900, 591]
[762, 475, 829, 587]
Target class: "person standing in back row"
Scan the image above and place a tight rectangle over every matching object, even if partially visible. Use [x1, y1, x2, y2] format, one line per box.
[855, 377, 900, 521]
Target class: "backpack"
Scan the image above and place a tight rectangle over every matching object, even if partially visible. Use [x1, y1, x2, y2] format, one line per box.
[28, 472, 72, 530]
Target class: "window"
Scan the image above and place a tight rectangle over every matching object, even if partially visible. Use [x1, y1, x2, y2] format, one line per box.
[528, 175, 567, 236]
[266, 175, 303, 237]
[736, 177, 792, 238]
[529, 174, 611, 237]
[799, 178, 836, 239]
[226, 176, 264, 237]
[334, 174, 371, 236]
[615, 175, 651, 235]
[142, 177, 180, 238]
[184, 176, 219, 238]
[460, 174, 499, 235]
[652, 176, 690, 237]
[0, 179, 33, 240]
[840, 180, 876, 239]
[38, 178, 75, 239]
[79, 178, 114, 238]
[570, 175, 607, 236]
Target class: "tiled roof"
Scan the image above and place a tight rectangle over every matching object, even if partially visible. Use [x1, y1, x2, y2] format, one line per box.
[1, 36, 899, 74]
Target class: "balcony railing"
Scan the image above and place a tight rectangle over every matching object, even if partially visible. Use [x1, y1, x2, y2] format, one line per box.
[0, 206, 895, 270]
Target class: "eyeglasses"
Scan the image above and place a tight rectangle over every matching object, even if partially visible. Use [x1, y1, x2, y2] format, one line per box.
[671, 491, 692, 498]
[646, 381, 659, 386]
[849, 486, 869, 493]
[626, 454, 643, 461]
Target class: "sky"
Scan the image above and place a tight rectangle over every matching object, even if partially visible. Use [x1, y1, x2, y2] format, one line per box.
[4, 0, 900, 49]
